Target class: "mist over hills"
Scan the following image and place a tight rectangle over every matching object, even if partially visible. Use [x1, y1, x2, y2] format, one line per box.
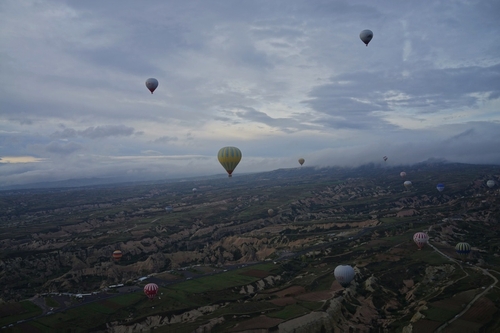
[0, 158, 475, 192]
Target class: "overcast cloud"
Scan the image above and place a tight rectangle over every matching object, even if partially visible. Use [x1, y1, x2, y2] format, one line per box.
[1, 0, 499, 187]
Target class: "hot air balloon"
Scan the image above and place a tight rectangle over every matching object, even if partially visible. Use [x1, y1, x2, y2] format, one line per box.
[112, 250, 122, 261]
[334, 265, 355, 288]
[217, 147, 242, 178]
[404, 180, 412, 189]
[192, 188, 198, 193]
[145, 78, 158, 94]
[455, 242, 471, 259]
[268, 209, 274, 216]
[413, 232, 429, 250]
[383, 156, 388, 162]
[400, 172, 407, 178]
[298, 158, 305, 166]
[144, 283, 159, 300]
[487, 180, 496, 188]
[359, 29, 373, 46]
[436, 183, 445, 192]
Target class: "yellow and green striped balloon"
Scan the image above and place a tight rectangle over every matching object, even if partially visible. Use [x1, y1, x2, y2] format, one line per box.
[217, 147, 242, 177]
[455, 242, 471, 259]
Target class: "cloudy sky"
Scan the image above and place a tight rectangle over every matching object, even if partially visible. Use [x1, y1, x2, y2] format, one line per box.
[1, 0, 499, 187]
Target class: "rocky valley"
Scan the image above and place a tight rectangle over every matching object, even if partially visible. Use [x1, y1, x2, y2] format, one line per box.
[1, 163, 499, 332]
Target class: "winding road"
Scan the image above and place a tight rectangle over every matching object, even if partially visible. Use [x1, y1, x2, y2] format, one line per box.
[426, 241, 498, 332]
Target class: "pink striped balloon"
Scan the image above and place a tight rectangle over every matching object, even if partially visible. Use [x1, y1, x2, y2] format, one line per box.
[413, 232, 429, 250]
[144, 283, 159, 300]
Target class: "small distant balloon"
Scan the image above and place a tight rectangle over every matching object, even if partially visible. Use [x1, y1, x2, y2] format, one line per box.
[436, 183, 445, 192]
[144, 283, 159, 300]
[112, 250, 122, 261]
[268, 209, 274, 216]
[455, 242, 471, 259]
[145, 78, 159, 94]
[359, 29, 373, 46]
[404, 180, 412, 189]
[487, 180, 496, 188]
[298, 158, 305, 166]
[400, 172, 406, 178]
[192, 188, 198, 193]
[413, 232, 429, 250]
[334, 265, 355, 288]
[383, 156, 388, 162]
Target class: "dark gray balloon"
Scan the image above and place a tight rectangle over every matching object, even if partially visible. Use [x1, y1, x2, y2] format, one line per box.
[145, 78, 159, 94]
[359, 29, 373, 46]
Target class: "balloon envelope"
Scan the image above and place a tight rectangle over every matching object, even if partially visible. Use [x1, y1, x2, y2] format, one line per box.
[268, 209, 274, 216]
[144, 283, 159, 299]
[404, 181, 412, 189]
[400, 172, 406, 178]
[334, 265, 355, 288]
[383, 156, 388, 162]
[298, 158, 305, 166]
[192, 188, 197, 193]
[145, 78, 159, 94]
[455, 242, 471, 258]
[218, 147, 242, 177]
[359, 29, 373, 46]
[413, 232, 429, 249]
[436, 183, 445, 192]
[112, 250, 122, 260]
[487, 180, 496, 188]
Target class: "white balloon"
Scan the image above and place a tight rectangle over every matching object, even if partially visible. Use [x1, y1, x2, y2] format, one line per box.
[334, 265, 355, 288]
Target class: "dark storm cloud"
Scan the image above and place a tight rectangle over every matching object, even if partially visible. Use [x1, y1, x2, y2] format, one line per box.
[432, 122, 500, 164]
[398, 65, 500, 108]
[234, 106, 317, 132]
[71, 48, 162, 77]
[312, 113, 396, 130]
[250, 26, 304, 40]
[8, 118, 33, 125]
[45, 141, 83, 155]
[151, 136, 178, 144]
[81, 125, 135, 138]
[445, 128, 476, 143]
[50, 128, 78, 139]
[303, 63, 500, 129]
[234, 107, 282, 125]
[213, 116, 233, 122]
[51, 125, 135, 139]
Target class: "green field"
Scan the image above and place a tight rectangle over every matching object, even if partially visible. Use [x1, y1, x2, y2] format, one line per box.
[421, 305, 457, 322]
[0, 301, 42, 327]
[268, 304, 310, 320]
